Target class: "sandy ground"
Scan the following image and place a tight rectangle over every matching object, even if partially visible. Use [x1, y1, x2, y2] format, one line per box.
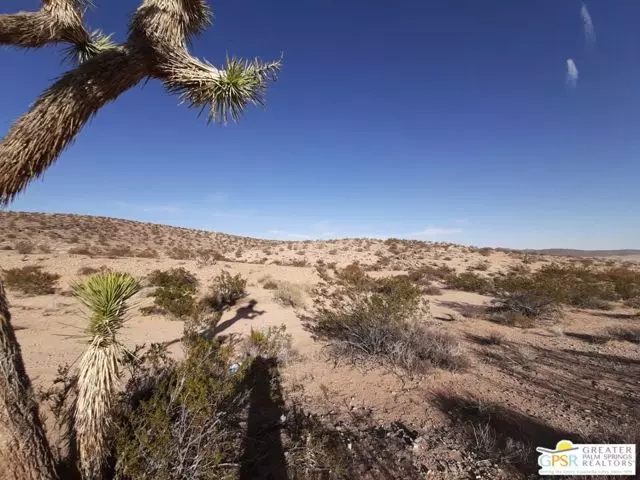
[1, 212, 639, 478]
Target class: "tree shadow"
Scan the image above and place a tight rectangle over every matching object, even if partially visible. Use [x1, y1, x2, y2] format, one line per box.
[162, 300, 266, 347]
[589, 311, 638, 320]
[213, 299, 265, 336]
[477, 342, 640, 419]
[239, 356, 287, 480]
[563, 331, 608, 344]
[432, 392, 579, 475]
[437, 300, 486, 318]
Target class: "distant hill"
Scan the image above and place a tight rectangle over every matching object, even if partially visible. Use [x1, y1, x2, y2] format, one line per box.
[529, 249, 640, 258]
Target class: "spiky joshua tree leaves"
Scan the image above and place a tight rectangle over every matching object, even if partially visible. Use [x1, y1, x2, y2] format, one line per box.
[0, 0, 281, 205]
[72, 272, 141, 479]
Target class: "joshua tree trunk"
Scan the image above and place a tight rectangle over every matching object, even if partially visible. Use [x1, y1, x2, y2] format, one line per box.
[0, 282, 58, 480]
[0, 1, 280, 476]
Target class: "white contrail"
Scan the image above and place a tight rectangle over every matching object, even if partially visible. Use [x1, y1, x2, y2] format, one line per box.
[566, 58, 579, 87]
[580, 3, 596, 46]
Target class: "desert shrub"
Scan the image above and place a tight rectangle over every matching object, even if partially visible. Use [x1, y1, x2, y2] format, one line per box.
[272, 281, 306, 308]
[487, 311, 536, 328]
[37, 244, 52, 254]
[263, 280, 278, 290]
[494, 264, 632, 308]
[602, 267, 640, 300]
[469, 261, 489, 272]
[15, 240, 35, 254]
[105, 245, 134, 257]
[153, 287, 197, 319]
[68, 245, 94, 256]
[3, 265, 60, 295]
[445, 272, 493, 294]
[623, 297, 640, 309]
[484, 332, 505, 345]
[135, 248, 159, 258]
[307, 266, 465, 373]
[166, 246, 193, 260]
[605, 326, 640, 344]
[196, 248, 228, 265]
[77, 266, 106, 276]
[289, 258, 307, 267]
[147, 268, 199, 319]
[407, 264, 455, 283]
[114, 338, 250, 479]
[148, 268, 198, 291]
[242, 325, 294, 360]
[422, 283, 442, 295]
[201, 271, 247, 311]
[488, 293, 560, 320]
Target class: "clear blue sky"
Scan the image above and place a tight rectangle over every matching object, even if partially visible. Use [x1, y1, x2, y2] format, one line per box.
[1, 1, 638, 249]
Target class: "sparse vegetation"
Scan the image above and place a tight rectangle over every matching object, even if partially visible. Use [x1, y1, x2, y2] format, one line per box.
[68, 245, 95, 256]
[3, 265, 60, 295]
[445, 272, 493, 294]
[243, 324, 294, 360]
[272, 281, 307, 308]
[202, 271, 247, 311]
[307, 265, 466, 373]
[77, 266, 105, 276]
[604, 326, 640, 344]
[166, 246, 194, 260]
[15, 240, 35, 254]
[487, 293, 561, 326]
[147, 268, 199, 319]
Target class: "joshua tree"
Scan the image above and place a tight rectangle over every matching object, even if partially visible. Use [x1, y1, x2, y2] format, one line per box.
[0, 282, 58, 480]
[0, 0, 281, 205]
[0, 2, 280, 478]
[72, 272, 140, 479]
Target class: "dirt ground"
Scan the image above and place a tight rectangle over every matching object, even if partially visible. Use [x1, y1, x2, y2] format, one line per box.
[1, 212, 638, 479]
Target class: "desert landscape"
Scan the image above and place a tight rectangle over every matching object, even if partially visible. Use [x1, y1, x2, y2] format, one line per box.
[1, 210, 638, 479]
[1, 1, 638, 477]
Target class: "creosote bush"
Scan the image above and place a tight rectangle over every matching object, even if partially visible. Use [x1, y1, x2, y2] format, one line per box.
[202, 270, 247, 311]
[243, 325, 294, 361]
[487, 293, 561, 328]
[3, 265, 60, 295]
[147, 268, 199, 319]
[15, 240, 35, 254]
[272, 281, 307, 308]
[445, 272, 493, 294]
[604, 326, 640, 344]
[114, 338, 251, 479]
[307, 264, 466, 373]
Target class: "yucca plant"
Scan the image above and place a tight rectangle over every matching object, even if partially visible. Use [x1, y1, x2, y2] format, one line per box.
[72, 272, 140, 479]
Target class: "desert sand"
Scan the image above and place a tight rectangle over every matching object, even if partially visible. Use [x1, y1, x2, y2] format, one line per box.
[1, 211, 638, 479]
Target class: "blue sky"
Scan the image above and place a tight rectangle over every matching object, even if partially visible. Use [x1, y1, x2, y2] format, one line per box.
[1, 1, 639, 249]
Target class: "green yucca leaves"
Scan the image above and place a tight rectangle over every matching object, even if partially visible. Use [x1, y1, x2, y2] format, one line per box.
[73, 272, 140, 341]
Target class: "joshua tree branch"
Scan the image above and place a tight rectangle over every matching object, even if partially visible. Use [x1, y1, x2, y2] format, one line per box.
[0, 281, 59, 480]
[0, 0, 91, 48]
[0, 0, 280, 203]
[0, 47, 148, 205]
